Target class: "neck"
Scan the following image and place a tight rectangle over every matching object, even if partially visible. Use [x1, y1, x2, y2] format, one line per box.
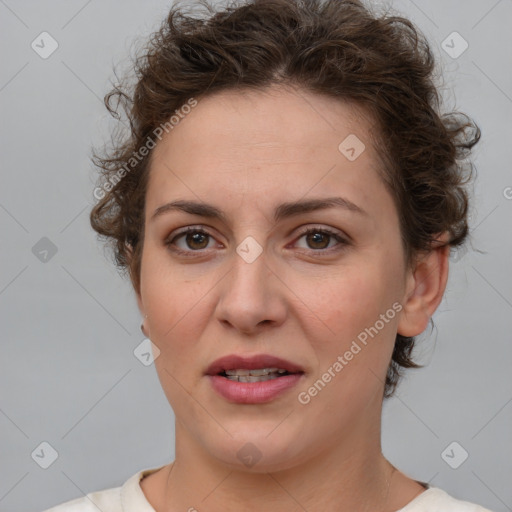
[160, 405, 396, 512]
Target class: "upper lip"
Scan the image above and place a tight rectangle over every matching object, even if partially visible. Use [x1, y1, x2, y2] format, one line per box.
[206, 354, 305, 376]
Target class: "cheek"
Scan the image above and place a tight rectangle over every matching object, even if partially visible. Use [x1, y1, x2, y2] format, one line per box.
[290, 260, 401, 344]
[291, 271, 399, 417]
[140, 249, 210, 361]
[141, 256, 214, 421]
[288, 254, 404, 402]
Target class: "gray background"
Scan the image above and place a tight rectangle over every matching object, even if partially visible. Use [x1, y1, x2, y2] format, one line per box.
[1, 0, 511, 511]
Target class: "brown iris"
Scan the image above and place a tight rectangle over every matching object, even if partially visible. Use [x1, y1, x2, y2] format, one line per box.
[306, 231, 330, 250]
[185, 231, 209, 250]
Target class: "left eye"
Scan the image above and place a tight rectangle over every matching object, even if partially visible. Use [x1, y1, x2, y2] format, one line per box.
[294, 228, 346, 251]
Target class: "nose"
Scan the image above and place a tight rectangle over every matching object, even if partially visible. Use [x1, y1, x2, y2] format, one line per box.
[215, 244, 287, 336]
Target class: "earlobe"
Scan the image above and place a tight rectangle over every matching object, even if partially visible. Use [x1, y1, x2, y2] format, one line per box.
[397, 236, 450, 338]
[136, 293, 150, 337]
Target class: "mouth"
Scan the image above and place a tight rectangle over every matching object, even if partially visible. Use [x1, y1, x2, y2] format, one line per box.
[206, 354, 304, 378]
[206, 354, 305, 404]
[220, 368, 292, 382]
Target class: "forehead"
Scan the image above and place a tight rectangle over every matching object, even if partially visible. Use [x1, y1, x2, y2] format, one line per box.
[147, 85, 389, 221]
[152, 84, 377, 162]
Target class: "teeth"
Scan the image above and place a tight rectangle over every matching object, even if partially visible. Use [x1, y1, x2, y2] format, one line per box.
[225, 367, 285, 377]
[223, 368, 291, 382]
[225, 369, 251, 376]
[225, 374, 280, 382]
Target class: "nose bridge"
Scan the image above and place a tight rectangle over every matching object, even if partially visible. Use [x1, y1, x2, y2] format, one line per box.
[216, 235, 286, 332]
[228, 236, 271, 297]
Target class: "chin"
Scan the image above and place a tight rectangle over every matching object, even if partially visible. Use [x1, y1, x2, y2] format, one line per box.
[203, 427, 312, 473]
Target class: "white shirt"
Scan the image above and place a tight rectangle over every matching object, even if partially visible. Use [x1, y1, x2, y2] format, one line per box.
[42, 465, 494, 512]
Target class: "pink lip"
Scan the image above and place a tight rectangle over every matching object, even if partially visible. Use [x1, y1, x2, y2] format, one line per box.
[205, 354, 305, 404]
[208, 374, 304, 404]
[206, 354, 304, 375]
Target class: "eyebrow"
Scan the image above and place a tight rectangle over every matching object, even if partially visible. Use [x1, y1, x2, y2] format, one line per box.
[151, 196, 367, 223]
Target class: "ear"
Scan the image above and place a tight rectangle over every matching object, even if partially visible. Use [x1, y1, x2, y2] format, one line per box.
[397, 234, 450, 337]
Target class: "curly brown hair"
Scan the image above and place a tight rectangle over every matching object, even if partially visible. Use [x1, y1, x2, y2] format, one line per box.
[90, 0, 480, 398]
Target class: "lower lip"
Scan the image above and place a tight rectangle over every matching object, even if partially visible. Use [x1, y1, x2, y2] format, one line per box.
[208, 374, 303, 404]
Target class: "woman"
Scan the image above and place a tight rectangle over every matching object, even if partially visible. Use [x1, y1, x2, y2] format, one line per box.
[44, 0, 489, 510]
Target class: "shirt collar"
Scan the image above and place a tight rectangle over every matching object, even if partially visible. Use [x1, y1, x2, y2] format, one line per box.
[120, 465, 167, 512]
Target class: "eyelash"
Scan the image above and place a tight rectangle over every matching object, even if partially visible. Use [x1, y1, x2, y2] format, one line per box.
[164, 225, 349, 257]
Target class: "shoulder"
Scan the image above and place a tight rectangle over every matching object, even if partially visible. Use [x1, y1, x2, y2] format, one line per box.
[398, 486, 495, 512]
[41, 486, 122, 512]
[41, 465, 165, 512]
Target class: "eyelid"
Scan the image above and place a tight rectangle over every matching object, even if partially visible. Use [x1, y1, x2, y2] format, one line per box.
[294, 224, 350, 242]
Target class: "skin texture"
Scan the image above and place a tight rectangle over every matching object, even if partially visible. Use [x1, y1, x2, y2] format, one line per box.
[134, 84, 449, 512]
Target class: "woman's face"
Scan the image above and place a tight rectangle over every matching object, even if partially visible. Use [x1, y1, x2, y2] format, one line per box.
[137, 85, 414, 471]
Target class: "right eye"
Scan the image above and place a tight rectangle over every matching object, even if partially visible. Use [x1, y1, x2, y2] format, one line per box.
[165, 227, 220, 255]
